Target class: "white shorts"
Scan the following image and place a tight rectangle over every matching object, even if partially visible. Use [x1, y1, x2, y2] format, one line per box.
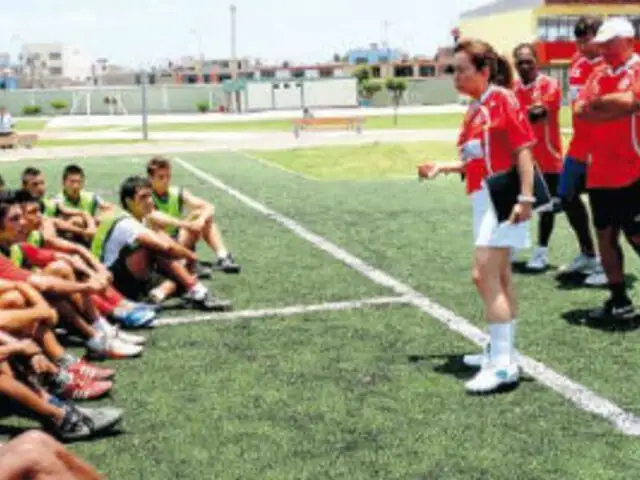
[471, 185, 531, 249]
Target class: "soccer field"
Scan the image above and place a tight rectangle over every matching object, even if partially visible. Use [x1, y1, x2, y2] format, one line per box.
[2, 144, 640, 479]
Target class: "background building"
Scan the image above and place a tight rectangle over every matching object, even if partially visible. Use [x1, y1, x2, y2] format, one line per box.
[458, 0, 640, 94]
[20, 42, 94, 86]
[345, 43, 403, 64]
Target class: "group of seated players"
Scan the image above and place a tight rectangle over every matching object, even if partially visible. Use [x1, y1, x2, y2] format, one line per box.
[0, 156, 239, 441]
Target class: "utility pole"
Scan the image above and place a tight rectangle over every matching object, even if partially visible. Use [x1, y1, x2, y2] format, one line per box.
[140, 69, 149, 141]
[230, 4, 237, 66]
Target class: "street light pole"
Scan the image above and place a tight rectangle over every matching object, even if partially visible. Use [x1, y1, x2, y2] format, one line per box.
[140, 69, 149, 141]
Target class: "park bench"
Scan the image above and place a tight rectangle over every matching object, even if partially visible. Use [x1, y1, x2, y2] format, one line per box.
[0, 133, 39, 149]
[292, 116, 363, 138]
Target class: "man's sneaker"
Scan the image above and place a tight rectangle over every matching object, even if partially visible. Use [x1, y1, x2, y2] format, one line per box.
[86, 335, 144, 360]
[49, 405, 123, 442]
[558, 253, 600, 276]
[184, 290, 232, 312]
[112, 306, 156, 329]
[526, 247, 549, 271]
[195, 262, 213, 279]
[65, 358, 115, 381]
[465, 362, 519, 394]
[214, 254, 241, 274]
[463, 343, 490, 368]
[587, 297, 636, 321]
[584, 266, 608, 287]
[54, 373, 113, 401]
[97, 320, 147, 346]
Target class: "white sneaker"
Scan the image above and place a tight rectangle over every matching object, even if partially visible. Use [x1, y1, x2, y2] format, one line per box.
[558, 253, 600, 275]
[465, 362, 519, 394]
[526, 247, 549, 271]
[87, 335, 144, 360]
[96, 320, 147, 346]
[584, 268, 608, 287]
[463, 344, 489, 368]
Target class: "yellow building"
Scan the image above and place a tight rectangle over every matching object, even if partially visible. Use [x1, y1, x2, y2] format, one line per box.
[459, 0, 640, 90]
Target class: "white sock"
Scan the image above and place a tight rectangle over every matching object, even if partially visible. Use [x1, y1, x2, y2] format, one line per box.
[488, 322, 513, 366]
[149, 288, 167, 304]
[216, 248, 228, 260]
[188, 282, 208, 301]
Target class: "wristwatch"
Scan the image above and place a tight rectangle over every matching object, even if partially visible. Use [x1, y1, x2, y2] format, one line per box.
[517, 194, 536, 204]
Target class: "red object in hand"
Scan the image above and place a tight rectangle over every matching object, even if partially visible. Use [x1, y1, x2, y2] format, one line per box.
[417, 163, 436, 178]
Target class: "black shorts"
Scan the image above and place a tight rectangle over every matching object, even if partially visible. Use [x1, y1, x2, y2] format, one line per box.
[543, 173, 560, 198]
[589, 178, 640, 235]
[109, 255, 152, 301]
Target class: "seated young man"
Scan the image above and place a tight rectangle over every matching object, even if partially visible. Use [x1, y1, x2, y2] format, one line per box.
[0, 430, 104, 479]
[92, 175, 231, 310]
[20, 192, 156, 329]
[0, 281, 114, 401]
[0, 192, 143, 358]
[146, 156, 240, 275]
[21, 167, 96, 244]
[55, 164, 115, 220]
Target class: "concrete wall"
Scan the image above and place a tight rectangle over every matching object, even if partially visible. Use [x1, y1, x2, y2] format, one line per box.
[0, 77, 459, 115]
[459, 8, 537, 58]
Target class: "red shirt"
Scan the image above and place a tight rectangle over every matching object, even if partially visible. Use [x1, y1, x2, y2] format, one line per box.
[514, 74, 563, 173]
[458, 86, 536, 194]
[579, 54, 640, 189]
[0, 254, 31, 282]
[567, 54, 606, 161]
[18, 244, 57, 269]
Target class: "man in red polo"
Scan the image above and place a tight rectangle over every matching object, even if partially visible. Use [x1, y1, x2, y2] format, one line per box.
[513, 43, 563, 271]
[576, 17, 640, 321]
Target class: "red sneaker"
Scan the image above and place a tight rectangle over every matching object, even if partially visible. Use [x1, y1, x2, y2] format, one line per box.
[58, 374, 113, 401]
[67, 359, 116, 381]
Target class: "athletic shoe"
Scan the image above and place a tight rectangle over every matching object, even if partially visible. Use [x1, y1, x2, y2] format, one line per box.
[183, 289, 232, 312]
[49, 405, 123, 442]
[584, 267, 608, 287]
[86, 335, 144, 360]
[587, 297, 636, 321]
[465, 362, 519, 394]
[526, 247, 549, 271]
[66, 359, 115, 381]
[214, 254, 241, 274]
[557, 253, 600, 276]
[463, 344, 490, 368]
[96, 320, 147, 346]
[195, 262, 213, 279]
[55, 373, 113, 401]
[112, 306, 156, 329]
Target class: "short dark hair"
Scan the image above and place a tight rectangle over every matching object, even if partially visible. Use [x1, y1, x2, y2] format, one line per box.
[21, 167, 41, 186]
[146, 156, 172, 176]
[513, 42, 537, 60]
[63, 164, 85, 181]
[575, 15, 603, 39]
[120, 175, 151, 209]
[0, 189, 22, 227]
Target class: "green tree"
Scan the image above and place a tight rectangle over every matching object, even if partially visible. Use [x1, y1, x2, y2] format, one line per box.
[385, 77, 408, 125]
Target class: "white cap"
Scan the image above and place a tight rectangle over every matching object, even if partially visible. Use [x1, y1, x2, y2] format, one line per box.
[593, 17, 635, 44]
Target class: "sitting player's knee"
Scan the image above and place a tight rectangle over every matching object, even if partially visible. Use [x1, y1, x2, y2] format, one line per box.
[1, 290, 27, 309]
[46, 260, 74, 280]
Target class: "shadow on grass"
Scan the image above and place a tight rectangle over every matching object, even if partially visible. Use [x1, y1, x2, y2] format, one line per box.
[562, 308, 640, 333]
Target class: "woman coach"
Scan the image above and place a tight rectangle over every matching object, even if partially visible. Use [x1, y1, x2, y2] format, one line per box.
[418, 39, 538, 394]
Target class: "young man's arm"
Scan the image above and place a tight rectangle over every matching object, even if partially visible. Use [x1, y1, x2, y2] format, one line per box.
[578, 91, 640, 121]
[0, 282, 57, 330]
[42, 233, 110, 279]
[182, 190, 215, 226]
[146, 210, 199, 233]
[27, 272, 103, 296]
[135, 229, 198, 262]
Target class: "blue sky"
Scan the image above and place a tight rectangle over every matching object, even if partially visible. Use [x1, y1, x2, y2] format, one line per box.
[1, 0, 488, 67]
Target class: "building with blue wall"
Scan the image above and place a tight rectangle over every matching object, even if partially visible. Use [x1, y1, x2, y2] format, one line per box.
[346, 43, 402, 65]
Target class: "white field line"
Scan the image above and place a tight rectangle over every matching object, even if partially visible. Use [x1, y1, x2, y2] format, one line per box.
[155, 296, 410, 327]
[174, 155, 640, 437]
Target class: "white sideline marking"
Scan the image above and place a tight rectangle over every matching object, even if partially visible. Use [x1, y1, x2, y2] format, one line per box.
[174, 155, 640, 436]
[156, 296, 409, 327]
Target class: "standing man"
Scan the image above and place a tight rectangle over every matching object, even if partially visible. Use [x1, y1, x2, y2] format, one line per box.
[555, 16, 606, 286]
[576, 17, 640, 320]
[513, 43, 563, 271]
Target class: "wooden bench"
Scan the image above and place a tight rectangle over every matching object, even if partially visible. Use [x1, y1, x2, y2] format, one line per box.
[0, 133, 39, 149]
[292, 117, 363, 138]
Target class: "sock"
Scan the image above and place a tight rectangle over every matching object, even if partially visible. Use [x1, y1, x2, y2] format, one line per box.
[91, 294, 115, 316]
[57, 353, 78, 369]
[149, 288, 167, 304]
[488, 322, 513, 366]
[216, 248, 229, 260]
[94, 317, 115, 334]
[188, 282, 208, 301]
[609, 282, 628, 303]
